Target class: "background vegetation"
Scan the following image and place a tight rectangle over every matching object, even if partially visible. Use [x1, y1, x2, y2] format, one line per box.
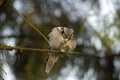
[0, 0, 120, 80]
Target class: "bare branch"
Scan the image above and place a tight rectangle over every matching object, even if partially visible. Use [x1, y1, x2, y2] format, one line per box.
[0, 43, 80, 54]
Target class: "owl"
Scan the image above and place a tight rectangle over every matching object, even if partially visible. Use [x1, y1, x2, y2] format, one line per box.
[45, 27, 77, 74]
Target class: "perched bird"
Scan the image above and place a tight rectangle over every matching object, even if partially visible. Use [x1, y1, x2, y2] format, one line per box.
[45, 27, 77, 74]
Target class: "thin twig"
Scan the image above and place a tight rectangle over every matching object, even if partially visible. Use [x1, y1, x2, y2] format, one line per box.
[7, 2, 51, 45]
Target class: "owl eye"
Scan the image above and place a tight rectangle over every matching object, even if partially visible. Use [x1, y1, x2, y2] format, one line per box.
[61, 27, 64, 34]
[61, 27, 67, 39]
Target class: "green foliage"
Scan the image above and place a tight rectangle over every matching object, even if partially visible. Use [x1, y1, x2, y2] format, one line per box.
[102, 35, 114, 47]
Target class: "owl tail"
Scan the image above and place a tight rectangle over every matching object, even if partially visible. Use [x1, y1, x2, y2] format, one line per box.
[45, 54, 59, 74]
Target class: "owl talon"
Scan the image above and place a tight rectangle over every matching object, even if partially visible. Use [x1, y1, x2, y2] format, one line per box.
[61, 49, 65, 52]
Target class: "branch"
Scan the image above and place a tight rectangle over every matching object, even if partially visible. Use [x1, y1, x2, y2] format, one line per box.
[7, 2, 51, 45]
[0, 44, 80, 54]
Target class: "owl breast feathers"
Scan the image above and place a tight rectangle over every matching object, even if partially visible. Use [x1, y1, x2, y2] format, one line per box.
[48, 27, 76, 52]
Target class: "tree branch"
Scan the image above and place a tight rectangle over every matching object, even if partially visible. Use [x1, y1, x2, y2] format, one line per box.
[0, 43, 80, 54]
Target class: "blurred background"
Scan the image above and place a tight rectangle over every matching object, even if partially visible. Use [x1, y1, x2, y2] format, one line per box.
[0, 0, 120, 80]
